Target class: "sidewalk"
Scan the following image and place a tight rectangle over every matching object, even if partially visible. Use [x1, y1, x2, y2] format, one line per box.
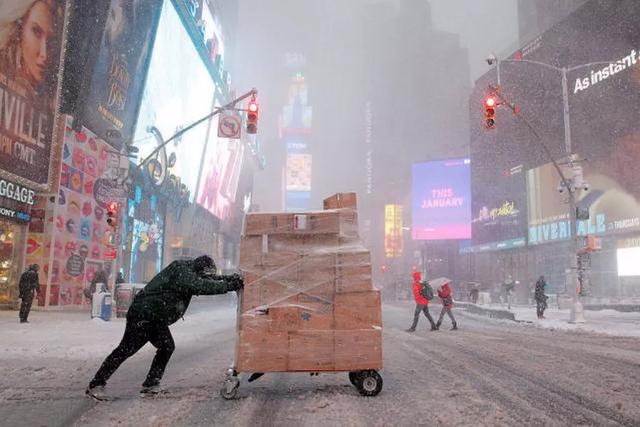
[384, 299, 640, 338]
[470, 303, 640, 338]
[0, 298, 236, 361]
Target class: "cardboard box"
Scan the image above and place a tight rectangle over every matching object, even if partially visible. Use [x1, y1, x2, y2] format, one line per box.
[334, 290, 382, 330]
[335, 276, 373, 294]
[245, 213, 293, 235]
[236, 330, 288, 372]
[288, 331, 335, 371]
[239, 236, 262, 268]
[323, 193, 357, 210]
[336, 249, 371, 266]
[238, 311, 270, 332]
[269, 305, 301, 331]
[334, 329, 382, 371]
[335, 264, 373, 294]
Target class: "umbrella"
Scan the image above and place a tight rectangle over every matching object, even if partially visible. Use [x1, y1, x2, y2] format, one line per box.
[429, 277, 451, 289]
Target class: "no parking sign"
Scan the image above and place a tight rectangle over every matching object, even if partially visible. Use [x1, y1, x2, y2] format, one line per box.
[218, 111, 242, 139]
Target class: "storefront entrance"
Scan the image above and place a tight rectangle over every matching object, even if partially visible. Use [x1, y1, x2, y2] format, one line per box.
[0, 220, 27, 308]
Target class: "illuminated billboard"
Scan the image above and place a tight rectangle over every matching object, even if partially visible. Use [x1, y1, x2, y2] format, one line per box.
[132, 1, 215, 200]
[285, 154, 312, 191]
[412, 158, 471, 240]
[385, 204, 403, 257]
[197, 112, 245, 221]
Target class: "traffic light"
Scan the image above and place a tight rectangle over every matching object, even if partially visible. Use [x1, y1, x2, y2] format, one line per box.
[106, 201, 118, 229]
[246, 98, 259, 134]
[484, 95, 497, 129]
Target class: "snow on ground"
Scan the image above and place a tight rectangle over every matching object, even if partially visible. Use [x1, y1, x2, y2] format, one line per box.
[2, 301, 640, 426]
[0, 296, 237, 360]
[475, 303, 640, 338]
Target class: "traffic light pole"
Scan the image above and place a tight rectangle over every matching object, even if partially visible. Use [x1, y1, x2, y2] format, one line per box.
[490, 57, 617, 323]
[135, 88, 258, 171]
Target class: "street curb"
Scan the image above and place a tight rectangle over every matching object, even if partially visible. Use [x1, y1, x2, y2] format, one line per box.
[455, 302, 516, 321]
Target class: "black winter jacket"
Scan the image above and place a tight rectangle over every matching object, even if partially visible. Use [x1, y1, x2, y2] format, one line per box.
[19, 271, 39, 298]
[127, 260, 231, 325]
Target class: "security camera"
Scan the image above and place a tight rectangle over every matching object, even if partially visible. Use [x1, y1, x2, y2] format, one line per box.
[558, 184, 565, 193]
[583, 183, 589, 192]
[486, 53, 498, 66]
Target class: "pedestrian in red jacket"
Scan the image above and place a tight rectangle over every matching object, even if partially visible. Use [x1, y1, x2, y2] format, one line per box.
[436, 281, 458, 330]
[406, 271, 437, 332]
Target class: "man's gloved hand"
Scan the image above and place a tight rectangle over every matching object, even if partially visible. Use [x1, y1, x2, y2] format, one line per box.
[227, 273, 244, 292]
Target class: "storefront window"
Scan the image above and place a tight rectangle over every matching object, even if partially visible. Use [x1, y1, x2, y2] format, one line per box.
[0, 221, 26, 307]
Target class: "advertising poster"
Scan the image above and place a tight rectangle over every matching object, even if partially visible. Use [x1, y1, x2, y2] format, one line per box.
[412, 158, 471, 240]
[285, 153, 312, 192]
[0, 0, 66, 186]
[79, 0, 162, 148]
[527, 162, 610, 245]
[133, 0, 215, 200]
[197, 117, 245, 220]
[497, 1, 640, 243]
[384, 204, 403, 258]
[26, 116, 121, 306]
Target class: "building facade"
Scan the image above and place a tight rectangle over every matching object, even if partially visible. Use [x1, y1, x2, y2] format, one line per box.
[0, 0, 254, 309]
[462, 0, 640, 301]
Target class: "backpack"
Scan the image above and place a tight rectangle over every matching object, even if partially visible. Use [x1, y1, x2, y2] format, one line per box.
[420, 281, 434, 300]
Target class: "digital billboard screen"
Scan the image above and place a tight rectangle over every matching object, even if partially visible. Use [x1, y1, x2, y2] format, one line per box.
[500, 0, 640, 240]
[412, 158, 471, 240]
[133, 0, 215, 201]
[196, 110, 245, 221]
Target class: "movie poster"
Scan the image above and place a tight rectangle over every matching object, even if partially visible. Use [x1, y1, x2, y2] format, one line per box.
[79, 0, 162, 148]
[0, 0, 66, 186]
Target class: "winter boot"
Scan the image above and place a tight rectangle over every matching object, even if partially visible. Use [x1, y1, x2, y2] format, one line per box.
[434, 322, 441, 331]
[451, 324, 458, 331]
[140, 384, 165, 396]
[405, 328, 416, 333]
[85, 385, 106, 400]
[248, 373, 264, 382]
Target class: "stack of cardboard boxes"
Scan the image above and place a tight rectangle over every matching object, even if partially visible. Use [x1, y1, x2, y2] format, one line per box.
[236, 193, 383, 373]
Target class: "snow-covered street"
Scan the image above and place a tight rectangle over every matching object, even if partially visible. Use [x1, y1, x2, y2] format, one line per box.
[1, 298, 640, 426]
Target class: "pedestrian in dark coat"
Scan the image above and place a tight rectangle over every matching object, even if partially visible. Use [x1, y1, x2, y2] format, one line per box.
[436, 281, 458, 330]
[406, 271, 437, 332]
[535, 275, 548, 319]
[86, 255, 243, 398]
[18, 264, 40, 323]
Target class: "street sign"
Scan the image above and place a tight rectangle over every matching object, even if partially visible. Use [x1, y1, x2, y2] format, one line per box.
[218, 111, 242, 139]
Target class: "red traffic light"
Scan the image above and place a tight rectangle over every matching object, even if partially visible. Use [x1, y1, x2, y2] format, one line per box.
[246, 99, 259, 134]
[107, 201, 118, 212]
[483, 95, 497, 129]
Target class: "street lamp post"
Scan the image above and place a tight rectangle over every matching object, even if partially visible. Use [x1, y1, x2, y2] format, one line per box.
[489, 55, 617, 323]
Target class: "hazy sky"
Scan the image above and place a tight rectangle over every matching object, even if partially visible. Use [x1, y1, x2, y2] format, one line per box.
[430, 0, 519, 83]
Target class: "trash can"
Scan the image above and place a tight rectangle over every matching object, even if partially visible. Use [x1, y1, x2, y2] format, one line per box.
[100, 292, 112, 321]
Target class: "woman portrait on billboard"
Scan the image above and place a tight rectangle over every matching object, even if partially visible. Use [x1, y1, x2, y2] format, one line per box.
[0, 0, 62, 101]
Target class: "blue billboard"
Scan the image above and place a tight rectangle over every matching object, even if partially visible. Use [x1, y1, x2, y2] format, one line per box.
[412, 158, 472, 240]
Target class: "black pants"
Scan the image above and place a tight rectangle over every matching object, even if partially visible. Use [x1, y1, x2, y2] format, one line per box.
[90, 317, 175, 388]
[19, 295, 33, 322]
[536, 300, 547, 318]
[437, 306, 457, 327]
[410, 304, 436, 329]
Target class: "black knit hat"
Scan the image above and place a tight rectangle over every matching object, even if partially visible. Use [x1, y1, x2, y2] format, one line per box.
[193, 255, 216, 273]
